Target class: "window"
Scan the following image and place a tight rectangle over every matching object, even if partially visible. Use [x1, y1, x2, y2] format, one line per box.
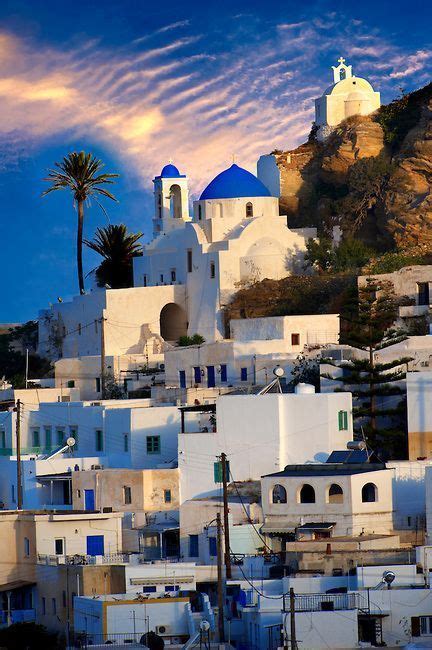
[165, 585, 179, 592]
[95, 429, 103, 452]
[291, 333, 300, 346]
[95, 377, 101, 393]
[193, 366, 202, 384]
[69, 427, 78, 450]
[408, 516, 412, 527]
[189, 534, 199, 557]
[338, 410, 348, 431]
[160, 273, 164, 284]
[78, 323, 82, 336]
[55, 538, 64, 555]
[246, 202, 253, 218]
[220, 364, 227, 382]
[56, 428, 65, 446]
[41, 597, 46, 615]
[420, 616, 432, 636]
[0, 429, 6, 448]
[146, 435, 160, 454]
[328, 484, 344, 504]
[241, 367, 248, 381]
[11, 484, 15, 504]
[45, 427, 52, 449]
[417, 282, 430, 306]
[143, 274, 148, 287]
[164, 489, 172, 503]
[198, 204, 202, 220]
[32, 428, 40, 448]
[76, 489, 81, 499]
[171, 269, 176, 282]
[210, 262, 215, 279]
[209, 537, 217, 557]
[299, 484, 316, 504]
[362, 482, 377, 503]
[67, 380, 75, 388]
[272, 484, 287, 504]
[143, 586, 157, 593]
[124, 486, 132, 505]
[187, 249, 193, 273]
[124, 433, 129, 452]
[52, 598, 56, 615]
[24, 537, 30, 557]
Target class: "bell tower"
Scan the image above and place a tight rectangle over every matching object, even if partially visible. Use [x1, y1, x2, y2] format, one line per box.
[332, 56, 353, 83]
[152, 162, 190, 238]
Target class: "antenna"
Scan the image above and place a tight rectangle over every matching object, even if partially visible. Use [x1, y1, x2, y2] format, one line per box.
[258, 367, 285, 394]
[44, 437, 75, 461]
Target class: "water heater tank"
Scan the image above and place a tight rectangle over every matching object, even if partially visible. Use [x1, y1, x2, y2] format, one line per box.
[294, 383, 316, 394]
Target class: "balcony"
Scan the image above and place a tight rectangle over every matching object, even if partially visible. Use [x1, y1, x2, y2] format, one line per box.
[37, 552, 132, 566]
[282, 592, 361, 613]
[0, 609, 35, 627]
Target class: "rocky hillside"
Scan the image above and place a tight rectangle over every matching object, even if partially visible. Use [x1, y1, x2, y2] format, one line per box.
[274, 83, 432, 251]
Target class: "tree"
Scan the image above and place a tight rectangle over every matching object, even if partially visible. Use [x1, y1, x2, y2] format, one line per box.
[84, 224, 143, 289]
[304, 237, 374, 273]
[0, 622, 59, 649]
[323, 278, 411, 456]
[42, 151, 118, 294]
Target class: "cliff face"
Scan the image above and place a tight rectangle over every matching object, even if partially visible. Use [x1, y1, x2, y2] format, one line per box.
[275, 83, 432, 249]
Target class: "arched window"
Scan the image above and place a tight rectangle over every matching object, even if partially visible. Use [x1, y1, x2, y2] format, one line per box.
[246, 202, 253, 218]
[362, 483, 378, 503]
[169, 184, 182, 219]
[272, 484, 287, 504]
[328, 483, 343, 504]
[299, 484, 315, 504]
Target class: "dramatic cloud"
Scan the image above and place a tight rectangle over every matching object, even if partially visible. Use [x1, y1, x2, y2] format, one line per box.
[0, 16, 430, 194]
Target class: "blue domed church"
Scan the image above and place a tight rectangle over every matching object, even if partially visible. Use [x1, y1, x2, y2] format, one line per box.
[133, 162, 316, 342]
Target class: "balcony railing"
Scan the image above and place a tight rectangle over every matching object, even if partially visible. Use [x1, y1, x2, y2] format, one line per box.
[37, 552, 131, 566]
[283, 592, 360, 613]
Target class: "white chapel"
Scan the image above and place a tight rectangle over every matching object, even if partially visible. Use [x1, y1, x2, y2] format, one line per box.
[314, 56, 381, 140]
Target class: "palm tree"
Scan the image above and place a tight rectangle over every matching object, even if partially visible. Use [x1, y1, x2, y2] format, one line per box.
[84, 224, 143, 289]
[42, 151, 119, 294]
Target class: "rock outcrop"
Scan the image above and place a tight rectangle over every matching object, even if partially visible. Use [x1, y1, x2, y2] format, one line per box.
[272, 83, 432, 249]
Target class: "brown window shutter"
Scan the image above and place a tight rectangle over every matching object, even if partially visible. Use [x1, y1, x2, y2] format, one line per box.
[411, 616, 421, 637]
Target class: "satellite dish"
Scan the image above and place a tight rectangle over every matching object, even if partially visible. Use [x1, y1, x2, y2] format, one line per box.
[382, 570, 396, 587]
[66, 437, 76, 447]
[273, 367, 285, 378]
[200, 620, 211, 632]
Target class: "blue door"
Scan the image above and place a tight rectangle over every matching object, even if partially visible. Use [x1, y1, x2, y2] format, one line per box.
[207, 366, 215, 388]
[179, 370, 186, 388]
[86, 535, 104, 556]
[84, 489, 95, 510]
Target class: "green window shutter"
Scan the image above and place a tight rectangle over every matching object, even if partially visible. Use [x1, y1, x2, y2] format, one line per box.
[343, 411, 348, 430]
[45, 428, 52, 449]
[70, 428, 78, 450]
[338, 411, 343, 430]
[33, 429, 40, 448]
[214, 460, 230, 483]
[146, 436, 160, 454]
[56, 429, 64, 446]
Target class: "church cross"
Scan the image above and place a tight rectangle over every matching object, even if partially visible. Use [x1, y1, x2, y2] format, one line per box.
[338, 57, 346, 66]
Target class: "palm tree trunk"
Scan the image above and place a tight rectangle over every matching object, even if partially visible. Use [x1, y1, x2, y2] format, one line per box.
[77, 200, 85, 294]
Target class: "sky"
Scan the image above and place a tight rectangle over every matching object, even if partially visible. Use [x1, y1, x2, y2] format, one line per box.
[1, 0, 431, 322]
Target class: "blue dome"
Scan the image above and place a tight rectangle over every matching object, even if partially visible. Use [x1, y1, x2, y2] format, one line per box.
[160, 163, 181, 178]
[200, 164, 271, 200]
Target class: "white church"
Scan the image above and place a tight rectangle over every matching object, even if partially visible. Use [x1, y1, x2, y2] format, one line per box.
[314, 56, 381, 140]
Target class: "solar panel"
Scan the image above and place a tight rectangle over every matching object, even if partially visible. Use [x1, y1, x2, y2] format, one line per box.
[346, 449, 369, 463]
[326, 451, 350, 463]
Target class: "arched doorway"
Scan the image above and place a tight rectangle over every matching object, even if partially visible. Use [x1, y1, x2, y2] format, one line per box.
[160, 303, 188, 341]
[169, 184, 182, 219]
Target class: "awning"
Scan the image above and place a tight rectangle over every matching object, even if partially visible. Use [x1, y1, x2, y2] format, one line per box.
[0, 580, 35, 593]
[297, 522, 336, 531]
[36, 473, 71, 481]
[130, 576, 194, 586]
[261, 523, 296, 534]
[141, 524, 179, 535]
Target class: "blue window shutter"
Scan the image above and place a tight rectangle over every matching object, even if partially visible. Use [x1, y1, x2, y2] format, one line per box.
[189, 535, 199, 557]
[209, 537, 217, 557]
[179, 370, 186, 388]
[86, 535, 104, 556]
[241, 368, 247, 381]
[207, 366, 215, 388]
[194, 367, 202, 384]
[220, 364, 227, 382]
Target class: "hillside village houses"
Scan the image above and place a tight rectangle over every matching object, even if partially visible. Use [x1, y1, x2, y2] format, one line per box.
[4, 58, 432, 649]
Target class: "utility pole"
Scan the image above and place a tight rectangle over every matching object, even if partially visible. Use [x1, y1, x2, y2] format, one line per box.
[16, 399, 22, 510]
[221, 452, 232, 579]
[289, 587, 297, 650]
[100, 316, 106, 399]
[216, 511, 225, 642]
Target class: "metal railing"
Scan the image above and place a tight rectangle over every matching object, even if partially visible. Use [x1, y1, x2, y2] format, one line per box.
[283, 592, 359, 612]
